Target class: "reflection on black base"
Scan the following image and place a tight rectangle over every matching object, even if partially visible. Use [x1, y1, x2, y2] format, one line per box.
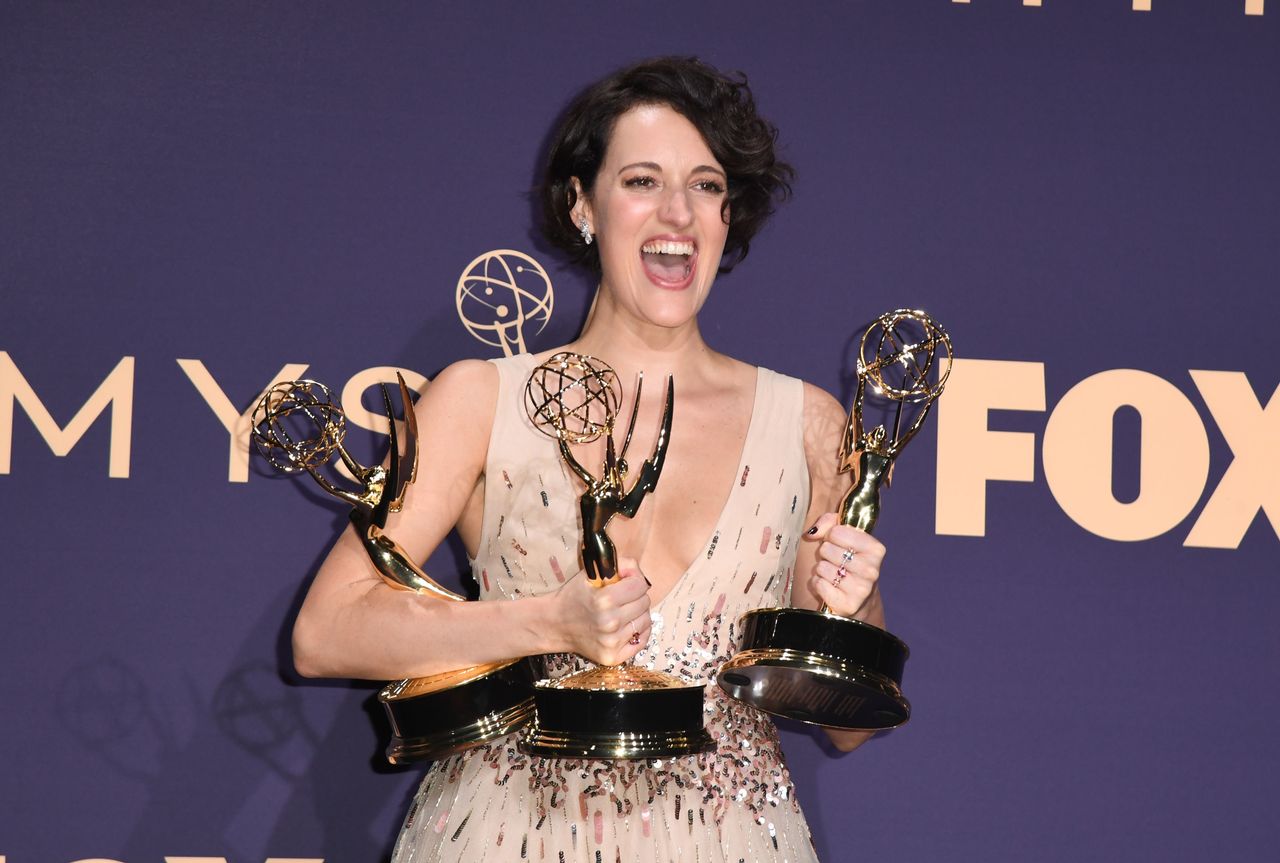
[716, 608, 910, 730]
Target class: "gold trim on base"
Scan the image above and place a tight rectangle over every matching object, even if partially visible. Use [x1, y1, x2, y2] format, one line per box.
[384, 696, 536, 765]
[536, 664, 695, 692]
[519, 723, 716, 760]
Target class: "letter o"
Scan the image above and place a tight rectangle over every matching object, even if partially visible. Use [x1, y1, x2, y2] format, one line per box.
[1043, 370, 1209, 541]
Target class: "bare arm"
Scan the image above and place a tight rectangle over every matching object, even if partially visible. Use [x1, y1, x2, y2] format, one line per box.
[793, 382, 887, 753]
[291, 360, 653, 680]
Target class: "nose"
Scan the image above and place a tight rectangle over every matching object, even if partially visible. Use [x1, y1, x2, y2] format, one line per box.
[659, 185, 694, 228]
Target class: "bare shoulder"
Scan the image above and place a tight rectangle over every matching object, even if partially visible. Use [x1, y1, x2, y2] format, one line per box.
[381, 358, 498, 546]
[415, 358, 498, 429]
[801, 380, 847, 458]
[801, 380, 845, 425]
[422, 358, 497, 400]
[796, 379, 847, 515]
[405, 358, 499, 492]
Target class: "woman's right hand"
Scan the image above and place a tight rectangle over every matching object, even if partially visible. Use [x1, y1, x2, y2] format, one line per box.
[548, 557, 652, 666]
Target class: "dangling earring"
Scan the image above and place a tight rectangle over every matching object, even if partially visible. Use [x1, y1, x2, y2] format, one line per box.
[578, 217, 594, 246]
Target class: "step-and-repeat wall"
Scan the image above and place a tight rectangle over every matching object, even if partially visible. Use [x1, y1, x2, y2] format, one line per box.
[3, 3, 1276, 861]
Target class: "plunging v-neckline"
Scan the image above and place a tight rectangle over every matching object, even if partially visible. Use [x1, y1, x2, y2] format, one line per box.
[641, 366, 765, 609]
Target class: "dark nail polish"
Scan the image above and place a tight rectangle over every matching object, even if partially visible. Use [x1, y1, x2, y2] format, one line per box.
[643, 576, 653, 587]
[806, 525, 818, 535]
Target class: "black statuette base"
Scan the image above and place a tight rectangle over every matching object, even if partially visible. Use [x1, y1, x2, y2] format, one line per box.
[716, 608, 910, 730]
[519, 681, 716, 759]
[379, 657, 537, 764]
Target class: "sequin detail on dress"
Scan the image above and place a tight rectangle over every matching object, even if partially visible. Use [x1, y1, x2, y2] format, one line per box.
[392, 354, 815, 863]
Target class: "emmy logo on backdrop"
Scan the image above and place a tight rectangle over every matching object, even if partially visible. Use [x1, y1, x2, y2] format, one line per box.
[717, 309, 953, 730]
[517, 352, 715, 759]
[456, 250, 554, 356]
[252, 376, 536, 763]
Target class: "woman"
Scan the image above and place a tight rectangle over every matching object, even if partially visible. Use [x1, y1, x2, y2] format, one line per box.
[292, 57, 888, 862]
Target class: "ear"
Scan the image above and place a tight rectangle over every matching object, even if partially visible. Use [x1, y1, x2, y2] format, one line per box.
[568, 177, 594, 231]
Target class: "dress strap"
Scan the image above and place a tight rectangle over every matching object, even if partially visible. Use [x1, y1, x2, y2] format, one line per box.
[752, 367, 807, 469]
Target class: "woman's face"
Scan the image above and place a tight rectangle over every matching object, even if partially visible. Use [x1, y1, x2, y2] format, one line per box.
[573, 103, 729, 330]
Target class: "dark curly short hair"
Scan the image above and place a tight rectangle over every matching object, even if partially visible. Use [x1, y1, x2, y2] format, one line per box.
[540, 56, 794, 274]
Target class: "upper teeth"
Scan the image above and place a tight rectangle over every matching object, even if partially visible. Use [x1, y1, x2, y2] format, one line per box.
[642, 240, 694, 256]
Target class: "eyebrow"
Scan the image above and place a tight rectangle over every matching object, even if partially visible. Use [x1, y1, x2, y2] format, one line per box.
[617, 161, 727, 179]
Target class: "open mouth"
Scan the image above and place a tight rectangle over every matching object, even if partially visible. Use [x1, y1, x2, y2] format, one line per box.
[640, 239, 696, 287]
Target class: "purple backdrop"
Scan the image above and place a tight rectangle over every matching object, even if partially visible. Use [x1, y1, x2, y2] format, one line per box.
[2, 2, 1277, 861]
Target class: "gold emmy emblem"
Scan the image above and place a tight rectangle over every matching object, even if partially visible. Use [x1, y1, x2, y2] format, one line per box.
[517, 352, 715, 759]
[252, 375, 535, 763]
[717, 309, 953, 730]
[456, 250, 554, 356]
[837, 309, 952, 531]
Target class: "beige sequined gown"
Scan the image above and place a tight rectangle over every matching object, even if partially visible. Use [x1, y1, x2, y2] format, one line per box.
[392, 353, 818, 863]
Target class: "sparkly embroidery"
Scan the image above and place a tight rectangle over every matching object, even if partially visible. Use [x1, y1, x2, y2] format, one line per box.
[391, 358, 816, 863]
[440, 607, 800, 833]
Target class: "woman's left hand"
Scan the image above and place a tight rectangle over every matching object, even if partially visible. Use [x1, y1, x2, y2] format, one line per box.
[802, 512, 886, 618]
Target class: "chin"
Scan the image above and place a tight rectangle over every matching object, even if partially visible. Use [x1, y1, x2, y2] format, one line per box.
[636, 280, 708, 323]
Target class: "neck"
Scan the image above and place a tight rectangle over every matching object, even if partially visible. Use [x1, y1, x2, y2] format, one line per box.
[569, 286, 714, 383]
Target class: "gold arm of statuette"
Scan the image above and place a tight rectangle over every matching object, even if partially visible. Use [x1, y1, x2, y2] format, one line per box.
[619, 375, 673, 516]
[357, 521, 465, 602]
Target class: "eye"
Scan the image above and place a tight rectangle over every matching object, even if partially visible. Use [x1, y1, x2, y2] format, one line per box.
[623, 175, 657, 188]
[693, 178, 726, 194]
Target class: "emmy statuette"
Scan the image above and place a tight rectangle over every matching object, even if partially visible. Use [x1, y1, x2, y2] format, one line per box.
[518, 352, 716, 759]
[716, 310, 953, 730]
[252, 376, 535, 763]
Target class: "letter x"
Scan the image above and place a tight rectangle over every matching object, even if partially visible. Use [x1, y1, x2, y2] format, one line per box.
[1185, 370, 1280, 548]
